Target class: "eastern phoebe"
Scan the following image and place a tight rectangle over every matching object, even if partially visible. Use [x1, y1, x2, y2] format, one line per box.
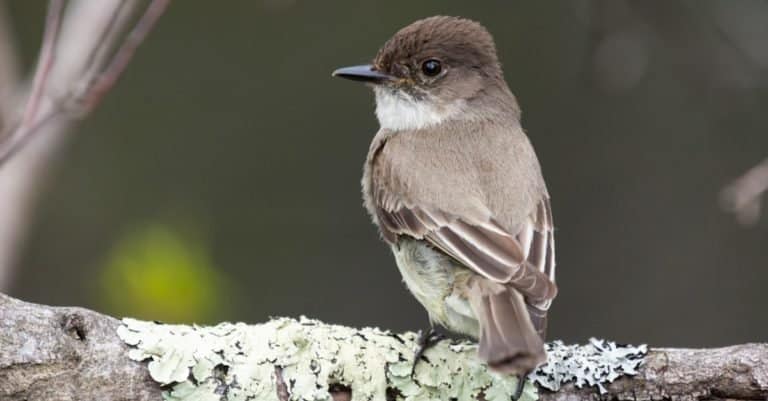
[333, 15, 557, 383]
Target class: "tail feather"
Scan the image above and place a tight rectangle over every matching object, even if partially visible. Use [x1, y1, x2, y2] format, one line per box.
[468, 279, 546, 374]
[527, 303, 548, 339]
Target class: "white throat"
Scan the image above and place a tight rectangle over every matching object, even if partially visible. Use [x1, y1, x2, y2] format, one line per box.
[374, 87, 464, 131]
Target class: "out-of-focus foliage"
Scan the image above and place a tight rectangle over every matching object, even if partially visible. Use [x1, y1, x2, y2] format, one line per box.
[99, 223, 229, 323]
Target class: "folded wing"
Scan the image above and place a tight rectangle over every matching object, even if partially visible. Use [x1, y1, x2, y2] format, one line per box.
[376, 197, 557, 308]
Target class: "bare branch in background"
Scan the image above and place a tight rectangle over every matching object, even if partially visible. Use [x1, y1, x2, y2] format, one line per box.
[84, 0, 170, 111]
[21, 0, 64, 128]
[0, 0, 171, 166]
[721, 157, 768, 226]
[0, 0, 170, 290]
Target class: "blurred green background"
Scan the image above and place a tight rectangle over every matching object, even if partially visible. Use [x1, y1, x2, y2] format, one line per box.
[5, 1, 768, 347]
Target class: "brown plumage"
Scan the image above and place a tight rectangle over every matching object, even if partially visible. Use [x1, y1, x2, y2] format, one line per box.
[335, 16, 557, 375]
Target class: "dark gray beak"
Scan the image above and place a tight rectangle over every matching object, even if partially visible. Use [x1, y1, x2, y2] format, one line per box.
[332, 64, 391, 83]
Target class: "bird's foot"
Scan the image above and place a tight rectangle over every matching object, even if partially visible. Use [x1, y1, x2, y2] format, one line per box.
[510, 372, 530, 401]
[410, 328, 446, 378]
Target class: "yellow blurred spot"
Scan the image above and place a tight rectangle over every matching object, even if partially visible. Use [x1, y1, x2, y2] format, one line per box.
[99, 223, 229, 323]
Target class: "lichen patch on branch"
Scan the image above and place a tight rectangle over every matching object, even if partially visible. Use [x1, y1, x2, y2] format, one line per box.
[117, 317, 645, 401]
[531, 339, 647, 394]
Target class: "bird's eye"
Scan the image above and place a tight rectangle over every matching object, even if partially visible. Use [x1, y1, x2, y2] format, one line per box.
[421, 59, 442, 77]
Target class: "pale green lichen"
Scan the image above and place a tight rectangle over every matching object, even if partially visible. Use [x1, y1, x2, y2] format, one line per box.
[117, 317, 645, 401]
[530, 339, 647, 394]
[117, 317, 534, 401]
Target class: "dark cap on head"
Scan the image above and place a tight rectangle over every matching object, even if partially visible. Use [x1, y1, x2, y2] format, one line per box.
[333, 16, 509, 97]
[373, 16, 501, 78]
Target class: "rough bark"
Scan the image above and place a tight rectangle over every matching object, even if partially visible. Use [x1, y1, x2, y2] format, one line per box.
[0, 293, 766, 401]
[0, 293, 161, 400]
[540, 344, 768, 401]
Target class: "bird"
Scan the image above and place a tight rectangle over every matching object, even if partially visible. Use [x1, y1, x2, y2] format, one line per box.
[332, 15, 557, 394]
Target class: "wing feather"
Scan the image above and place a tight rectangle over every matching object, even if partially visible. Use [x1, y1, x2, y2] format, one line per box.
[377, 198, 557, 304]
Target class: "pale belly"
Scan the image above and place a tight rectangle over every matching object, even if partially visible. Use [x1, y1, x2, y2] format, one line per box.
[391, 237, 480, 338]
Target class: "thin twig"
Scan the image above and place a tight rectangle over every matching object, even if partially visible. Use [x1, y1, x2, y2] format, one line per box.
[21, 0, 64, 128]
[0, 110, 62, 166]
[84, 0, 171, 111]
[79, 0, 133, 83]
[721, 157, 768, 225]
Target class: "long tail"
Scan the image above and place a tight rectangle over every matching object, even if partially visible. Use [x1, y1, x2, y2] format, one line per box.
[468, 278, 546, 374]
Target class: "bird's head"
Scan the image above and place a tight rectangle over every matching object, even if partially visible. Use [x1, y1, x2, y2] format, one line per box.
[333, 16, 515, 131]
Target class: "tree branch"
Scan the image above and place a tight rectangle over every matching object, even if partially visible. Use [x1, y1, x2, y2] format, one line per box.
[0, 292, 160, 401]
[1, 293, 765, 401]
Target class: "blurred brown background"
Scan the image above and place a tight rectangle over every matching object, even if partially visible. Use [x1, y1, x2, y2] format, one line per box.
[4, 1, 768, 347]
